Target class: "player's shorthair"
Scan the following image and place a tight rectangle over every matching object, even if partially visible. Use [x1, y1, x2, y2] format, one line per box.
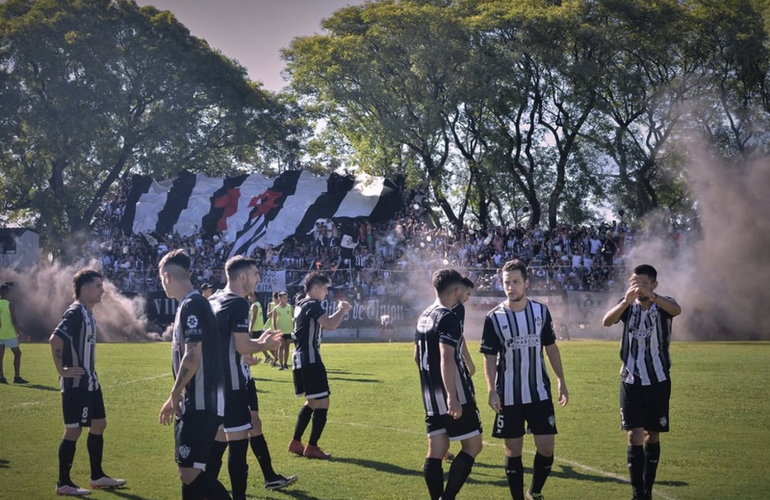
[501, 259, 528, 281]
[73, 269, 103, 299]
[633, 264, 657, 282]
[461, 277, 475, 289]
[304, 271, 330, 292]
[432, 269, 464, 293]
[225, 255, 258, 280]
[158, 248, 191, 272]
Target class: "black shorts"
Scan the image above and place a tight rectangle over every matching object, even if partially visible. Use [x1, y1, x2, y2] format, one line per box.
[293, 362, 330, 399]
[491, 399, 558, 439]
[175, 410, 223, 469]
[247, 378, 259, 413]
[62, 387, 106, 428]
[425, 402, 483, 441]
[223, 389, 252, 433]
[250, 330, 263, 340]
[620, 379, 671, 432]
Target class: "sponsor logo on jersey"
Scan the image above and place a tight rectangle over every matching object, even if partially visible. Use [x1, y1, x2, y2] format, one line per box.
[417, 315, 435, 334]
[186, 315, 199, 329]
[505, 335, 540, 349]
[630, 326, 655, 340]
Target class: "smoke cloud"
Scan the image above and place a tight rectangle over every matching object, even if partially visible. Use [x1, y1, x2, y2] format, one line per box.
[0, 261, 156, 342]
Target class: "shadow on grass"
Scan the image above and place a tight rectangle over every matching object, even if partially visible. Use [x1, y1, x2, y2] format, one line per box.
[326, 377, 380, 384]
[262, 487, 346, 500]
[100, 488, 152, 500]
[0, 459, 9, 469]
[331, 457, 421, 478]
[16, 383, 59, 392]
[326, 369, 373, 376]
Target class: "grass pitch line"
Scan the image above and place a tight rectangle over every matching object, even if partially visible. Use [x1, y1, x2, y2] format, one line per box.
[3, 372, 168, 411]
[317, 417, 679, 500]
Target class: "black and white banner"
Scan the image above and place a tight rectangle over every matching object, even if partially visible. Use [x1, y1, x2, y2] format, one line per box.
[121, 170, 401, 255]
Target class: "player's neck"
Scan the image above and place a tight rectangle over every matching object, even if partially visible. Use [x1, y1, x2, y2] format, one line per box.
[505, 297, 529, 312]
[435, 296, 456, 310]
[225, 283, 247, 298]
[637, 298, 653, 311]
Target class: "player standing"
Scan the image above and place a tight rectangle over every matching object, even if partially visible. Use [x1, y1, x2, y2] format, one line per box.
[602, 264, 681, 500]
[206, 257, 296, 498]
[416, 269, 483, 500]
[0, 283, 27, 384]
[49, 270, 125, 496]
[271, 291, 294, 370]
[480, 260, 569, 500]
[287, 272, 352, 459]
[157, 250, 232, 500]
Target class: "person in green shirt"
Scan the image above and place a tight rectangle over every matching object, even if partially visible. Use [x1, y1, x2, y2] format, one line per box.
[271, 291, 294, 370]
[0, 283, 27, 384]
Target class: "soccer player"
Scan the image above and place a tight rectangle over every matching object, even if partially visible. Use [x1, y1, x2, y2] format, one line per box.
[0, 283, 27, 384]
[443, 276, 477, 462]
[262, 292, 279, 366]
[157, 250, 232, 500]
[248, 291, 264, 340]
[416, 269, 483, 500]
[271, 291, 294, 370]
[207, 257, 296, 498]
[480, 260, 569, 500]
[49, 269, 125, 496]
[287, 272, 352, 459]
[602, 264, 681, 500]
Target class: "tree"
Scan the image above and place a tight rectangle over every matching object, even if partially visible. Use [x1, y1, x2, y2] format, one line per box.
[0, 0, 297, 256]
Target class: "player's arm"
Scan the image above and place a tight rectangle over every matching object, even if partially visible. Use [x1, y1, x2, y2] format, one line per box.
[49, 310, 85, 379]
[271, 307, 278, 331]
[413, 344, 420, 367]
[439, 342, 461, 419]
[602, 286, 638, 326]
[317, 301, 352, 331]
[159, 340, 201, 424]
[461, 340, 476, 376]
[9, 302, 20, 339]
[650, 293, 682, 317]
[234, 330, 281, 355]
[480, 316, 502, 412]
[249, 304, 259, 332]
[544, 343, 569, 407]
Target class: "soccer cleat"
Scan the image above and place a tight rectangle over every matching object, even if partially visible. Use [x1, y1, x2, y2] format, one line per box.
[303, 444, 331, 459]
[288, 439, 305, 456]
[265, 474, 298, 490]
[89, 476, 126, 489]
[443, 451, 455, 462]
[0, 377, 7, 384]
[55, 484, 91, 496]
[278, 365, 286, 371]
[13, 376, 29, 384]
[525, 492, 545, 500]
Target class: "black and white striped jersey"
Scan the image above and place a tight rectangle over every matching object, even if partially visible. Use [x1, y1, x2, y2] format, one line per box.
[616, 297, 677, 386]
[208, 290, 252, 392]
[292, 297, 326, 369]
[451, 302, 475, 396]
[415, 303, 475, 416]
[171, 290, 224, 415]
[53, 302, 99, 392]
[480, 300, 556, 406]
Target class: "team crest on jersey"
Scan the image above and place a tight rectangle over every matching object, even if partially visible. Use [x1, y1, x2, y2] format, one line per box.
[186, 315, 199, 329]
[417, 316, 435, 334]
[536, 316, 543, 328]
[548, 415, 555, 427]
[659, 416, 667, 427]
[178, 445, 191, 459]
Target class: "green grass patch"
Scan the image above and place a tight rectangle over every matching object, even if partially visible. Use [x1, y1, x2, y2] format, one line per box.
[1, 341, 768, 499]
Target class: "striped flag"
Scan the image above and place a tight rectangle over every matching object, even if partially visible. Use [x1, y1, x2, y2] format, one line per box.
[120, 170, 401, 255]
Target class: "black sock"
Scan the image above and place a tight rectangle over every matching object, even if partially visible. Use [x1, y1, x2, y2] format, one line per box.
[308, 408, 328, 447]
[182, 473, 204, 500]
[227, 439, 249, 500]
[423, 457, 444, 500]
[87, 433, 105, 480]
[505, 455, 525, 500]
[58, 439, 77, 486]
[442, 451, 475, 500]
[198, 471, 233, 500]
[530, 452, 554, 494]
[293, 406, 313, 442]
[250, 434, 277, 480]
[628, 445, 645, 498]
[644, 442, 661, 495]
[207, 440, 227, 480]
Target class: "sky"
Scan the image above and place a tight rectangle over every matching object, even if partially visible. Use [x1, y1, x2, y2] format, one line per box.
[135, 0, 356, 92]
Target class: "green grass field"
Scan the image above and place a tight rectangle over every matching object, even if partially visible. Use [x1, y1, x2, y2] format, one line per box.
[1, 341, 769, 500]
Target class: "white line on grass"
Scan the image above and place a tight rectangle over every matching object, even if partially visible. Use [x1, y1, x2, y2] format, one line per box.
[3, 373, 169, 411]
[316, 416, 679, 500]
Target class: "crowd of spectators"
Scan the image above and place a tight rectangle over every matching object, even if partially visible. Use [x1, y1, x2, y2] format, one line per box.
[83, 177, 640, 299]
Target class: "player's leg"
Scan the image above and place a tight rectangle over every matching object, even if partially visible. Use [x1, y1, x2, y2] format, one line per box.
[11, 346, 26, 382]
[644, 431, 660, 499]
[622, 381, 647, 499]
[526, 400, 558, 499]
[289, 369, 312, 454]
[425, 429, 450, 500]
[0, 343, 6, 382]
[87, 390, 125, 489]
[303, 396, 330, 458]
[442, 403, 483, 500]
[504, 437, 526, 500]
[207, 428, 227, 480]
[176, 412, 232, 500]
[56, 388, 90, 495]
[643, 379, 670, 499]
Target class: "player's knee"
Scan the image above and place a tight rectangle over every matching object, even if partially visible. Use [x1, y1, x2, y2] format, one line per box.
[250, 414, 263, 435]
[462, 436, 483, 457]
[536, 443, 554, 457]
[11, 347, 21, 356]
[627, 429, 644, 445]
[64, 427, 82, 441]
[91, 419, 107, 434]
[645, 431, 660, 444]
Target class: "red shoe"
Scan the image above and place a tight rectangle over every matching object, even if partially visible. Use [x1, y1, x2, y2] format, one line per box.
[303, 444, 331, 459]
[288, 439, 305, 456]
